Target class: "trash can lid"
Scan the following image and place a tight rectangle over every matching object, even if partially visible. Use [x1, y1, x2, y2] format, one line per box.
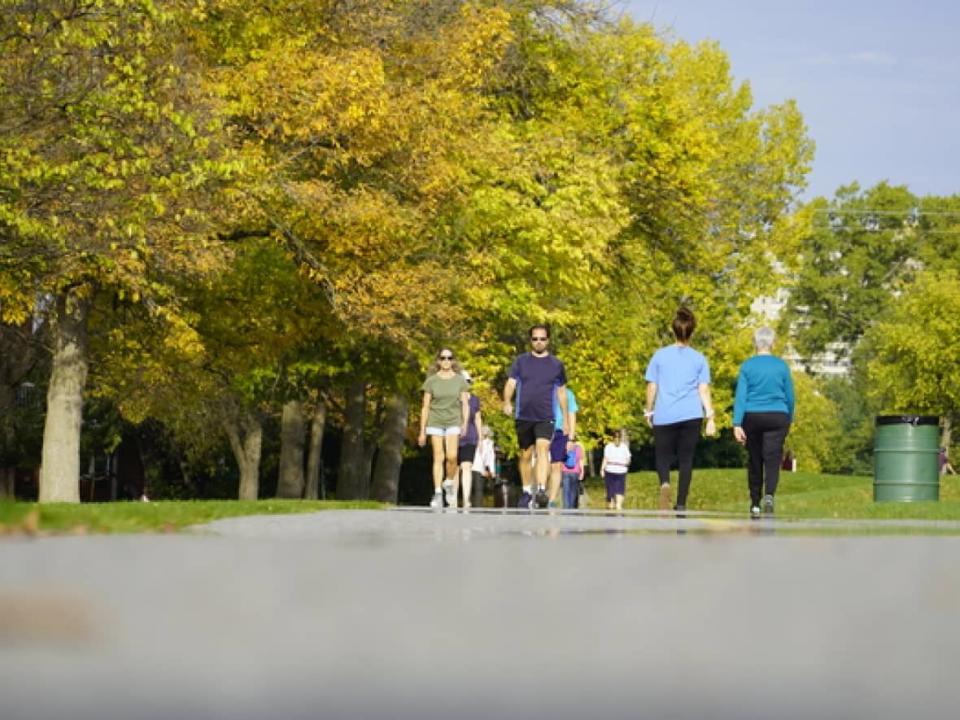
[875, 415, 940, 426]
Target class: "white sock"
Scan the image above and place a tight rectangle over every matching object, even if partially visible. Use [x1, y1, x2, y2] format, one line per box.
[523, 485, 532, 494]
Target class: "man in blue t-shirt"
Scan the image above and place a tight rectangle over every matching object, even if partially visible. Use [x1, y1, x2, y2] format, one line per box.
[503, 324, 569, 509]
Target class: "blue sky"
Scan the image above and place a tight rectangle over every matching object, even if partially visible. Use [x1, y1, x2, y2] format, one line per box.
[620, 1, 960, 199]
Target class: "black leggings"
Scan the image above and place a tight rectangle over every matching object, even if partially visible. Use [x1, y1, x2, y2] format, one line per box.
[742, 412, 791, 505]
[654, 418, 702, 506]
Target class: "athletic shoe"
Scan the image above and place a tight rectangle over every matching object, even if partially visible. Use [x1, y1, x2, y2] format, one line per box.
[442, 479, 455, 508]
[546, 500, 558, 509]
[429, 491, 443, 510]
[673, 504, 686, 518]
[517, 491, 532, 509]
[762, 494, 775, 514]
[534, 488, 549, 509]
[750, 505, 761, 519]
[659, 483, 672, 511]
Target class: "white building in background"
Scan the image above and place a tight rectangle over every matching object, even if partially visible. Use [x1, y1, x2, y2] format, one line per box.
[750, 290, 852, 377]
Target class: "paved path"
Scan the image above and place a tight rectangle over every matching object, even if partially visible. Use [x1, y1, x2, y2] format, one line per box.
[2, 508, 959, 720]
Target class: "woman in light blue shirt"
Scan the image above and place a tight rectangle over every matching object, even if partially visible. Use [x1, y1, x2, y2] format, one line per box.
[733, 327, 795, 518]
[644, 308, 717, 512]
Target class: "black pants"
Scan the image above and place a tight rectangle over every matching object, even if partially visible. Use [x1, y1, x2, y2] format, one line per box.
[742, 412, 791, 505]
[654, 418, 702, 507]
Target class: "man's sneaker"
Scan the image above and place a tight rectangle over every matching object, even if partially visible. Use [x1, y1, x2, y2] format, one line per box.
[546, 500, 558, 509]
[750, 505, 761, 519]
[659, 483, 672, 511]
[762, 494, 775, 514]
[673, 504, 686, 518]
[534, 488, 549, 509]
[429, 491, 443, 510]
[517, 491, 532, 509]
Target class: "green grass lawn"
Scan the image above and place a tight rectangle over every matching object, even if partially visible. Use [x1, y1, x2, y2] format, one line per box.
[0, 498, 383, 535]
[581, 468, 960, 520]
[4, 469, 960, 535]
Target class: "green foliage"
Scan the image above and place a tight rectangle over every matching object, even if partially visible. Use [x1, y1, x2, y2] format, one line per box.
[785, 183, 925, 360]
[785, 372, 846, 473]
[865, 269, 960, 419]
[2, 1, 820, 490]
[582, 468, 960, 520]
[0, 498, 383, 534]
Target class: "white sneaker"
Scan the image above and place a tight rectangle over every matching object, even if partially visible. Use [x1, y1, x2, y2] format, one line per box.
[442, 479, 456, 509]
[430, 491, 443, 510]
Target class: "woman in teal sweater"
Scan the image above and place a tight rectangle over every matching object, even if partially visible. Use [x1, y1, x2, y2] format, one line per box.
[733, 327, 795, 518]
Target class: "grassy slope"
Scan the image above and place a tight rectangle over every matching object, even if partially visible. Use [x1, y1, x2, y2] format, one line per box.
[3, 470, 960, 534]
[582, 468, 960, 520]
[0, 499, 383, 535]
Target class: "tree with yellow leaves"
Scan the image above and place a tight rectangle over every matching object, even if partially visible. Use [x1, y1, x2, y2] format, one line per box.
[0, 0, 238, 501]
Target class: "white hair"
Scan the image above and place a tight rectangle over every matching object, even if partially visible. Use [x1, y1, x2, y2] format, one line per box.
[754, 326, 775, 352]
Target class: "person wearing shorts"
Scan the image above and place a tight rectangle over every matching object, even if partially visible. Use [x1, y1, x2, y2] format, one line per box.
[562, 439, 585, 509]
[454, 372, 482, 509]
[418, 348, 469, 509]
[548, 387, 579, 507]
[601, 429, 631, 510]
[503, 324, 569, 509]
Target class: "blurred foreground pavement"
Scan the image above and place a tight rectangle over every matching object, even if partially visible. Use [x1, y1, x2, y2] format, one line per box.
[1, 508, 959, 720]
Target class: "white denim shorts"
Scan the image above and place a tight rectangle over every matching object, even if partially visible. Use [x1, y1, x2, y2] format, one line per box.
[426, 425, 461, 437]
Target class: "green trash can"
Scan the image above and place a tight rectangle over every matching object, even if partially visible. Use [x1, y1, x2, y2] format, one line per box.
[873, 415, 940, 502]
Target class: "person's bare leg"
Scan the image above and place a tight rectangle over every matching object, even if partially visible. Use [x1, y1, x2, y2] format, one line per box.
[519, 445, 534, 489]
[548, 462, 562, 503]
[534, 438, 551, 491]
[460, 461, 473, 507]
[444, 434, 459, 507]
[430, 436, 445, 491]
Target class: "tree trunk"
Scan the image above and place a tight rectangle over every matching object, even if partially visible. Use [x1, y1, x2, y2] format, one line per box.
[0, 467, 14, 499]
[224, 411, 263, 501]
[39, 290, 90, 503]
[371, 393, 408, 504]
[305, 400, 327, 500]
[0, 384, 14, 500]
[276, 399, 306, 498]
[337, 381, 367, 500]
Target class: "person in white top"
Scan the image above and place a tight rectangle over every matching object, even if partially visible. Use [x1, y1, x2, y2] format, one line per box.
[472, 427, 497, 506]
[600, 429, 631, 510]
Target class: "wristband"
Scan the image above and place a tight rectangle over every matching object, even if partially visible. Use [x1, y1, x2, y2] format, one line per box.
[643, 410, 654, 418]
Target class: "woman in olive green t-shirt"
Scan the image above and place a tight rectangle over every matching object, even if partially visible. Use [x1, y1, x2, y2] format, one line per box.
[418, 348, 469, 509]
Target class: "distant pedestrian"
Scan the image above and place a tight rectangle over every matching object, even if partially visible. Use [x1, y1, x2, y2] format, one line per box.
[601, 429, 631, 510]
[548, 387, 579, 508]
[473, 426, 497, 505]
[733, 327, 795, 518]
[418, 348, 469, 509]
[503, 324, 570, 509]
[454, 372, 482, 509]
[644, 307, 717, 512]
[939, 447, 956, 476]
[562, 439, 585, 509]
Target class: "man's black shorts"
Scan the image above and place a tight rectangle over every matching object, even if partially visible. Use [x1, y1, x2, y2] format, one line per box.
[515, 419, 554, 450]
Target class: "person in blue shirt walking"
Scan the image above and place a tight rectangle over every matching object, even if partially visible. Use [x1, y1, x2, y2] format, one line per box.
[644, 307, 717, 512]
[732, 326, 795, 518]
[548, 387, 579, 508]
